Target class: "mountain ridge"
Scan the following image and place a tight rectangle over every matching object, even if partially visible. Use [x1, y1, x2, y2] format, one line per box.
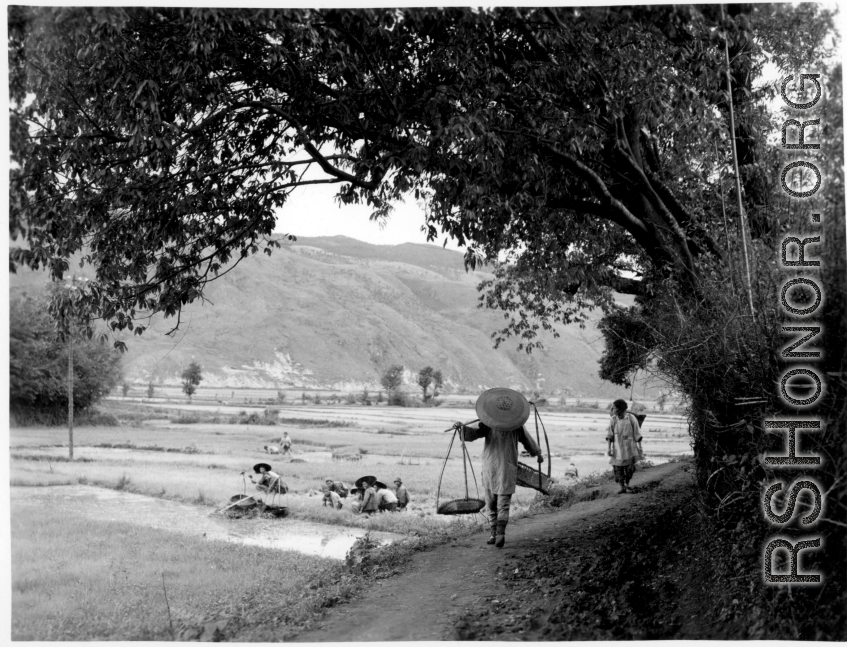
[9, 236, 655, 399]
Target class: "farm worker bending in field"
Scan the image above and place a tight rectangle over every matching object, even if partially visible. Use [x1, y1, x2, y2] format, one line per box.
[454, 388, 543, 548]
[323, 479, 347, 509]
[394, 478, 410, 510]
[375, 481, 399, 512]
[351, 476, 379, 515]
[564, 463, 579, 479]
[282, 433, 293, 456]
[249, 463, 287, 501]
[607, 399, 643, 494]
[264, 444, 280, 454]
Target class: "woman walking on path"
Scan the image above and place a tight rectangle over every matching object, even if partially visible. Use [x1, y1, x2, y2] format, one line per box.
[454, 388, 543, 548]
[607, 399, 643, 493]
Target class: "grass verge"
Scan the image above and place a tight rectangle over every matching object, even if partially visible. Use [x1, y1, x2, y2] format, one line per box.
[10, 506, 362, 641]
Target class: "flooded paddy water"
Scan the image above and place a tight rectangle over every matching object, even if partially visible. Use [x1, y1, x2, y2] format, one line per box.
[10, 485, 404, 560]
[10, 403, 691, 566]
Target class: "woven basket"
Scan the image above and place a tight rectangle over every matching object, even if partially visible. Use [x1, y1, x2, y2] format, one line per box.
[230, 494, 258, 508]
[516, 462, 552, 494]
[437, 498, 486, 516]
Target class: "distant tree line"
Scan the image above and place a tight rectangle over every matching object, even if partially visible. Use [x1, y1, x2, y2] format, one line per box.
[379, 364, 444, 406]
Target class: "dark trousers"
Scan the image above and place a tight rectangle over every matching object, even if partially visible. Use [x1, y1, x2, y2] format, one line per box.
[484, 488, 512, 533]
[613, 464, 636, 485]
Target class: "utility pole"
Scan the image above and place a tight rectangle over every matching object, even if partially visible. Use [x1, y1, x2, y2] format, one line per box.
[67, 310, 74, 461]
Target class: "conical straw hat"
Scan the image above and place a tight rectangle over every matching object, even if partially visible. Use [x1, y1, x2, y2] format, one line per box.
[475, 388, 530, 431]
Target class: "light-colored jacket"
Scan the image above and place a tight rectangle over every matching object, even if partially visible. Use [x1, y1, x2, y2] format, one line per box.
[377, 488, 398, 505]
[460, 423, 541, 495]
[606, 413, 642, 466]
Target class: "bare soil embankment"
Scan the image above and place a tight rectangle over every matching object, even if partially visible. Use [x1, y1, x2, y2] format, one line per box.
[293, 461, 691, 642]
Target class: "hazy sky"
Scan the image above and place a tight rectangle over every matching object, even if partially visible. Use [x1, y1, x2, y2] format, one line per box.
[276, 181, 458, 249]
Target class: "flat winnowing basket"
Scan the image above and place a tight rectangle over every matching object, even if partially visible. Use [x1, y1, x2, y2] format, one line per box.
[516, 461, 553, 494]
[437, 498, 486, 516]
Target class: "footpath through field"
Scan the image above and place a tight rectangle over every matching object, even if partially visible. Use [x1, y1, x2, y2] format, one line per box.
[293, 461, 691, 642]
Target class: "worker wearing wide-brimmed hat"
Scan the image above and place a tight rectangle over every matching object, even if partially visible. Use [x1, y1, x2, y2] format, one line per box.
[453, 388, 543, 548]
[249, 463, 286, 499]
[351, 476, 379, 515]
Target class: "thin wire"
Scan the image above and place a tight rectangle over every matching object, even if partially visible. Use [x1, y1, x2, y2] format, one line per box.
[720, 4, 756, 318]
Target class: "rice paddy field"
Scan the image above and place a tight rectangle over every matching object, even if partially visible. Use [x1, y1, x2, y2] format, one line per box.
[10, 400, 691, 640]
[10, 401, 691, 514]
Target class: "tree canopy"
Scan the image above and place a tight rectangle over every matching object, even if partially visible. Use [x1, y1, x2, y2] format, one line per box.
[8, 5, 839, 438]
[181, 361, 203, 399]
[9, 6, 834, 348]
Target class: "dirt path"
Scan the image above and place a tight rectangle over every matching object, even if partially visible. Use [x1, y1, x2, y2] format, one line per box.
[293, 461, 691, 642]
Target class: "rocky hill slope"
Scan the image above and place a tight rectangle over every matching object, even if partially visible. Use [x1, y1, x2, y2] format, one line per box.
[10, 235, 654, 398]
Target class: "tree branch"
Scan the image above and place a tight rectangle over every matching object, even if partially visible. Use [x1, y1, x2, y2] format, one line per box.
[612, 143, 696, 272]
[250, 101, 385, 191]
[537, 143, 655, 248]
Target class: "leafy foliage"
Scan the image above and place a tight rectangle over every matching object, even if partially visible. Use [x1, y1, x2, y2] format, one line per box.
[416, 366, 434, 401]
[431, 370, 443, 397]
[380, 364, 404, 404]
[180, 361, 202, 399]
[10, 292, 123, 423]
[597, 307, 656, 389]
[8, 6, 833, 348]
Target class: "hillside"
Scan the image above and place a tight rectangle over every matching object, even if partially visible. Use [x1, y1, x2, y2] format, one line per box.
[9, 235, 657, 399]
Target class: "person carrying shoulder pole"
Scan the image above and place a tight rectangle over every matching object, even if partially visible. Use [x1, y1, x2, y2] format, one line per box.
[454, 388, 543, 548]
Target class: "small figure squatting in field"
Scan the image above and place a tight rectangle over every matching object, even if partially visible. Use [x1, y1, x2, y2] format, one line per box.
[249, 463, 287, 501]
[455, 387, 543, 548]
[350, 476, 380, 515]
[323, 478, 348, 509]
[394, 478, 410, 510]
[264, 445, 280, 454]
[375, 481, 398, 512]
[607, 399, 643, 494]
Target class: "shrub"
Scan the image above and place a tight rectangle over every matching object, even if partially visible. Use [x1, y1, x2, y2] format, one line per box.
[388, 391, 410, 406]
[239, 412, 277, 426]
[78, 411, 120, 426]
[10, 292, 123, 425]
[170, 414, 201, 424]
[115, 474, 132, 490]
